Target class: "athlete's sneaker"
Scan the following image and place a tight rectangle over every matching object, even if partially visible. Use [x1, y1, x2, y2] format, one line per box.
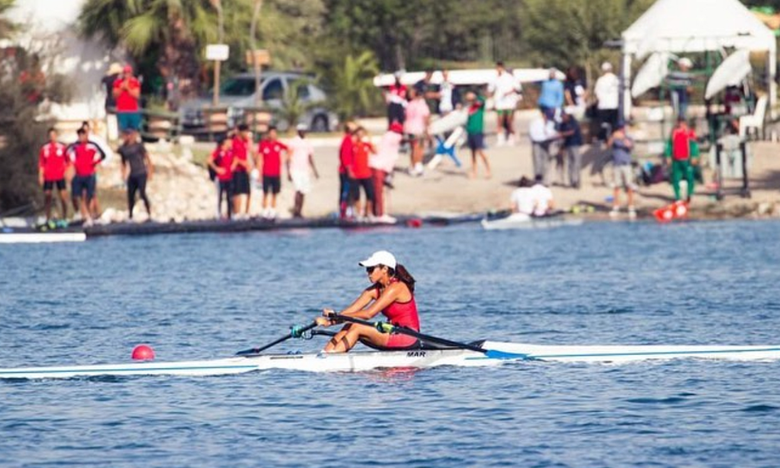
[628, 206, 637, 218]
[609, 207, 620, 217]
[496, 133, 506, 147]
[507, 134, 516, 146]
[376, 214, 397, 224]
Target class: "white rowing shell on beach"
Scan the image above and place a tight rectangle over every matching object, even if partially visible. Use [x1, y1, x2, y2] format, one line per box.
[2, 341, 779, 380]
[481, 213, 584, 230]
[0, 232, 86, 244]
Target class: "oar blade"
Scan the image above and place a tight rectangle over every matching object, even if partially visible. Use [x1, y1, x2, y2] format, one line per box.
[484, 349, 532, 360]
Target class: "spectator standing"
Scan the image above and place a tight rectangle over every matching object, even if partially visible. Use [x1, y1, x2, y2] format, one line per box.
[537, 68, 564, 120]
[208, 136, 234, 220]
[607, 124, 637, 217]
[369, 122, 403, 223]
[385, 72, 407, 128]
[67, 128, 105, 226]
[404, 87, 430, 177]
[112, 65, 142, 132]
[437, 70, 461, 115]
[38, 128, 70, 222]
[338, 122, 357, 218]
[118, 128, 153, 221]
[79, 121, 111, 220]
[285, 124, 319, 218]
[667, 58, 694, 119]
[464, 91, 491, 179]
[594, 62, 620, 142]
[257, 126, 289, 219]
[414, 69, 439, 114]
[528, 110, 559, 184]
[564, 66, 587, 118]
[557, 111, 584, 188]
[488, 61, 522, 146]
[231, 124, 253, 218]
[349, 126, 377, 220]
[665, 117, 699, 202]
[102, 63, 122, 139]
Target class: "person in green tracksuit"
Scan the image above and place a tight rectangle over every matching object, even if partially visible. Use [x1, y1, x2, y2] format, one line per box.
[665, 118, 699, 202]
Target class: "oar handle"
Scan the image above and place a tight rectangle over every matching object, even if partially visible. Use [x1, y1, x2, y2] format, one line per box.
[329, 313, 488, 354]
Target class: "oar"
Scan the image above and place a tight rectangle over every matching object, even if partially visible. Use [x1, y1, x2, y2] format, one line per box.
[329, 314, 529, 360]
[236, 321, 318, 356]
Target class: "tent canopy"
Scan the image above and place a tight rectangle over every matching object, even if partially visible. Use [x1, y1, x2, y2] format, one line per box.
[623, 0, 776, 58]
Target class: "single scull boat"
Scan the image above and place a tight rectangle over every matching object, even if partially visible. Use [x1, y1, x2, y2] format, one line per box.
[2, 316, 779, 380]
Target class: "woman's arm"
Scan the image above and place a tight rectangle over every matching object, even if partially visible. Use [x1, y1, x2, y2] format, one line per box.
[317, 288, 377, 326]
[350, 283, 406, 320]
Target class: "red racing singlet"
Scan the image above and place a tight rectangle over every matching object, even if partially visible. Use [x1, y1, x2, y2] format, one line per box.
[377, 279, 420, 332]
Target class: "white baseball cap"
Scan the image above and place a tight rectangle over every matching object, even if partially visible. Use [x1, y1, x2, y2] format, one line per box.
[601, 62, 613, 72]
[358, 250, 397, 269]
[296, 123, 308, 131]
[678, 57, 693, 68]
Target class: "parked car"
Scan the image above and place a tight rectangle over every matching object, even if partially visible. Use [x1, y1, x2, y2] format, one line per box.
[180, 71, 338, 135]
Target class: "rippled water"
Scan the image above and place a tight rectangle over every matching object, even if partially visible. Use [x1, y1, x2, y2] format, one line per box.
[2, 220, 780, 467]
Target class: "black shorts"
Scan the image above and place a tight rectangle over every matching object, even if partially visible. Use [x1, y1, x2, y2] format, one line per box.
[467, 133, 485, 151]
[349, 177, 375, 202]
[43, 179, 66, 191]
[262, 175, 281, 195]
[71, 175, 96, 200]
[233, 171, 250, 195]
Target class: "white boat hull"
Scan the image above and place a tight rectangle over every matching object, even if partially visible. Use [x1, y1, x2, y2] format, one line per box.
[2, 342, 780, 380]
[0, 232, 86, 244]
[481, 214, 583, 230]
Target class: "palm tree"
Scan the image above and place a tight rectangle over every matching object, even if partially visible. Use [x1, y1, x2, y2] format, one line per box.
[328, 51, 381, 121]
[78, 0, 222, 102]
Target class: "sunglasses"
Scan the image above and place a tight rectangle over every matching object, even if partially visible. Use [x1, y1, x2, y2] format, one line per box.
[366, 265, 380, 274]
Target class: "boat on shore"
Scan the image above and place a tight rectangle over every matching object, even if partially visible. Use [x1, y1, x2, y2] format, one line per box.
[481, 213, 584, 230]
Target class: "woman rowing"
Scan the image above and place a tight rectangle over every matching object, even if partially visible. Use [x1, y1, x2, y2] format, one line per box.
[315, 250, 420, 352]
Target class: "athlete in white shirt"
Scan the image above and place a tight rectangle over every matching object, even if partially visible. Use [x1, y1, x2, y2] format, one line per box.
[488, 61, 522, 146]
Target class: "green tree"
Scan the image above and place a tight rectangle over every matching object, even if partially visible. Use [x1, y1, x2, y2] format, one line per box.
[522, 0, 652, 73]
[0, 0, 16, 40]
[326, 51, 382, 120]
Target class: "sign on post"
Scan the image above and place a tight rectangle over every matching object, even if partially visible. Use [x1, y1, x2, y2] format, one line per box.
[206, 44, 230, 62]
[245, 49, 271, 66]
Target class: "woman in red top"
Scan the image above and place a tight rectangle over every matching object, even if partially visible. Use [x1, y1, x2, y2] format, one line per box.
[315, 250, 420, 352]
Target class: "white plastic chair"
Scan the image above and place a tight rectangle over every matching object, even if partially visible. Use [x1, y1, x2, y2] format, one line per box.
[739, 95, 767, 140]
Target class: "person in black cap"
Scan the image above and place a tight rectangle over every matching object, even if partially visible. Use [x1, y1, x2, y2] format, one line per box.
[118, 128, 153, 220]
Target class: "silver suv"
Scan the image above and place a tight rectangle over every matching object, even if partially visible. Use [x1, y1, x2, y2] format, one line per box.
[180, 71, 338, 134]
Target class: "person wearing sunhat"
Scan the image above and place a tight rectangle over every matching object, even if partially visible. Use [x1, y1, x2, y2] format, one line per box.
[102, 62, 122, 112]
[315, 251, 420, 353]
[112, 64, 142, 132]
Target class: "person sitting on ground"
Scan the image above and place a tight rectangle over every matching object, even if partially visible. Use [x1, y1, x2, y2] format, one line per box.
[118, 128, 153, 221]
[607, 123, 637, 217]
[39, 127, 70, 222]
[530, 175, 555, 216]
[510, 176, 536, 217]
[314, 250, 420, 353]
[286, 123, 319, 218]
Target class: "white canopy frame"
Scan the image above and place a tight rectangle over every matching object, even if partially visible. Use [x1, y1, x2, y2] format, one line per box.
[620, 0, 777, 119]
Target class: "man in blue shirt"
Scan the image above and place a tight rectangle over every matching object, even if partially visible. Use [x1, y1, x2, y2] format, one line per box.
[557, 110, 583, 188]
[538, 68, 564, 120]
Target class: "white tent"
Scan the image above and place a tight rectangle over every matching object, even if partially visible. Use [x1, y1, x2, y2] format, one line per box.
[621, 0, 776, 117]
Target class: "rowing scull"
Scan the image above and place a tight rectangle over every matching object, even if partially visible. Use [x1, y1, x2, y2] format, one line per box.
[2, 341, 780, 380]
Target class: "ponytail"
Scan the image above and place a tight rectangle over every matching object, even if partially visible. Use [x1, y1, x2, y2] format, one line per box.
[389, 263, 415, 294]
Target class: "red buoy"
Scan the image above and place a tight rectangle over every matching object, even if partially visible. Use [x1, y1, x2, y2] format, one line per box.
[131, 344, 155, 361]
[406, 218, 423, 228]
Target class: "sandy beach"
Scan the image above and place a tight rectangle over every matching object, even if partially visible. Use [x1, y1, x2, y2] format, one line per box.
[94, 111, 780, 223]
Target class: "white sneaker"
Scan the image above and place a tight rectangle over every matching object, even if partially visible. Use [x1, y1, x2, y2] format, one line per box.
[609, 207, 620, 217]
[413, 163, 424, 177]
[628, 206, 637, 218]
[496, 133, 506, 147]
[377, 214, 397, 224]
[507, 134, 516, 146]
